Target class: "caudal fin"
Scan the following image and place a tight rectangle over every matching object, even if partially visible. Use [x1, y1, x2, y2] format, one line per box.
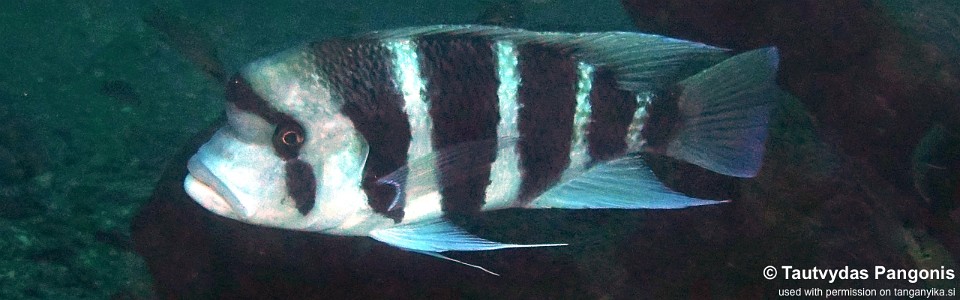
[657, 47, 779, 177]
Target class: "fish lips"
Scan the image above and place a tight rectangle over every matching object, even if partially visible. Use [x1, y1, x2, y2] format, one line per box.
[185, 155, 254, 219]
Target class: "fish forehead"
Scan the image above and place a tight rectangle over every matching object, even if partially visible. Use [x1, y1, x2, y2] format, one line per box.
[241, 45, 338, 121]
[240, 44, 366, 168]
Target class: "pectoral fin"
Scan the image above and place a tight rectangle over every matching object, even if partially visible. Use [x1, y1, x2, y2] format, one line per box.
[376, 137, 519, 212]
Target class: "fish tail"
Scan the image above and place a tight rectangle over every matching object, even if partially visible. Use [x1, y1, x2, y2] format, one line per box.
[646, 47, 779, 177]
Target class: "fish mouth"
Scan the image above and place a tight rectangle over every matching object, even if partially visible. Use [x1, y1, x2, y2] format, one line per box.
[184, 174, 234, 217]
[185, 156, 254, 219]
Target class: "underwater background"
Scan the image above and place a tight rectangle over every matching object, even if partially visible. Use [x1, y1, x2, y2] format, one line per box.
[1, 0, 958, 298]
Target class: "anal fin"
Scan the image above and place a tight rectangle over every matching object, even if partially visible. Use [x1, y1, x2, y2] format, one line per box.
[530, 155, 726, 209]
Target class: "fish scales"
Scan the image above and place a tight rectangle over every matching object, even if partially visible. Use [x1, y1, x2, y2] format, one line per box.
[308, 33, 642, 219]
[484, 40, 523, 212]
[587, 68, 639, 161]
[311, 39, 411, 221]
[513, 42, 580, 206]
[416, 33, 500, 216]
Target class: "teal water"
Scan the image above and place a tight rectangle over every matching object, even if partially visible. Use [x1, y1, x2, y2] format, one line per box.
[1, 1, 958, 299]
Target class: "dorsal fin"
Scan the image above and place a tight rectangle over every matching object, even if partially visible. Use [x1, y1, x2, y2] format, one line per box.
[364, 25, 730, 92]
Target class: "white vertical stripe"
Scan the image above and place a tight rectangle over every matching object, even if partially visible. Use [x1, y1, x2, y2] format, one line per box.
[386, 39, 442, 222]
[483, 40, 523, 211]
[387, 39, 431, 157]
[563, 61, 595, 179]
[627, 92, 654, 149]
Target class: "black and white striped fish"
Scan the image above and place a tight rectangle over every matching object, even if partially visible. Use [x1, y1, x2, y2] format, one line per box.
[183, 25, 779, 274]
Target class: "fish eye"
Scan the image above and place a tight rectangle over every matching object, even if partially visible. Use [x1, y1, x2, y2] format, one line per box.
[280, 130, 303, 146]
[273, 122, 306, 159]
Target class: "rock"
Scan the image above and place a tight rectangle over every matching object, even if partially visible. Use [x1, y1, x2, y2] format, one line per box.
[99, 80, 141, 107]
[0, 186, 47, 220]
[0, 107, 49, 184]
[0, 146, 25, 182]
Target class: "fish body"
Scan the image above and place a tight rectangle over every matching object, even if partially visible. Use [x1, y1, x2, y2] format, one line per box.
[183, 25, 779, 273]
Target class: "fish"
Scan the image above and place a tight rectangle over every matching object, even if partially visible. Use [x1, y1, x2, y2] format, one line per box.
[182, 25, 779, 274]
